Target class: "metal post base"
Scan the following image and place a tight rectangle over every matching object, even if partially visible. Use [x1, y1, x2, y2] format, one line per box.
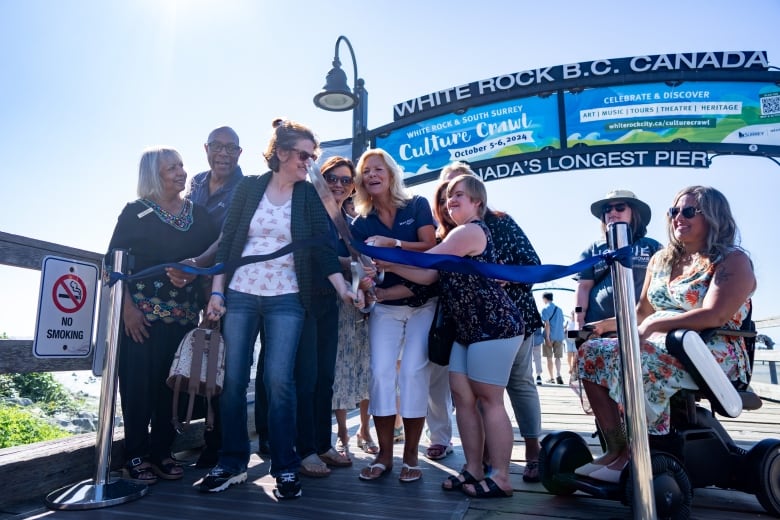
[44, 477, 148, 510]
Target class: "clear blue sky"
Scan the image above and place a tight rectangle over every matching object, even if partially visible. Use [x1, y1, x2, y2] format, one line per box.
[1, 0, 778, 339]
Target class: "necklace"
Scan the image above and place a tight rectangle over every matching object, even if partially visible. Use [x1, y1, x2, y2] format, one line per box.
[140, 198, 193, 231]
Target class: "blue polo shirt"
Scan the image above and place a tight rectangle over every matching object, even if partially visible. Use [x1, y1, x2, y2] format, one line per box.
[350, 195, 435, 304]
[541, 302, 565, 342]
[185, 166, 244, 228]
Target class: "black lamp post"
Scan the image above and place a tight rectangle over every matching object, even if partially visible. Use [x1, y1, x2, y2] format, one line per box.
[313, 35, 368, 162]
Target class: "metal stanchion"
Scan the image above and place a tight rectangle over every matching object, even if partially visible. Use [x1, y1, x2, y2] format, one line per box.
[45, 249, 149, 510]
[608, 222, 657, 520]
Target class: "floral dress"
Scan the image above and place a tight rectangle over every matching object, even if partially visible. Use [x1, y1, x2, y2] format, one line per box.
[331, 300, 371, 409]
[578, 252, 751, 434]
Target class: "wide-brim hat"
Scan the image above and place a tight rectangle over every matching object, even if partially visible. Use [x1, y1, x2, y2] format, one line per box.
[590, 189, 652, 226]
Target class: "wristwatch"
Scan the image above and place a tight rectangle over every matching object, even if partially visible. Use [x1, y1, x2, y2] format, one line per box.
[394, 239, 402, 249]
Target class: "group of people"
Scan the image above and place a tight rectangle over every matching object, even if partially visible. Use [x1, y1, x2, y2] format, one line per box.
[107, 117, 756, 500]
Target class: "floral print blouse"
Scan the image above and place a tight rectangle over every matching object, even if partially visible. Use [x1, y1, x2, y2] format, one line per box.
[440, 220, 524, 346]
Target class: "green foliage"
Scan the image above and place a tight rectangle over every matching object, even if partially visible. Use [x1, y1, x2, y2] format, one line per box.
[0, 405, 69, 448]
[0, 375, 15, 398]
[11, 373, 75, 413]
[0, 373, 84, 446]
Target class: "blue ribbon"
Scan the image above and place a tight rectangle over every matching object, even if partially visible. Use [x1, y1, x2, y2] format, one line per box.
[108, 236, 633, 287]
[352, 241, 634, 284]
[107, 236, 332, 286]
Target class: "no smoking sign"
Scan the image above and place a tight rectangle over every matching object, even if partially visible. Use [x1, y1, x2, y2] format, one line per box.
[34, 256, 99, 358]
[52, 273, 88, 313]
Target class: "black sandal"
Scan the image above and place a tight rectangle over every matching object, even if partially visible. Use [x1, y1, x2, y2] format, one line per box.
[442, 470, 479, 491]
[149, 456, 184, 480]
[123, 457, 158, 485]
[462, 477, 512, 498]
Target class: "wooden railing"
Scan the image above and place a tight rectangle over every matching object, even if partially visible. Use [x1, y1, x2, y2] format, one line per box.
[0, 231, 208, 508]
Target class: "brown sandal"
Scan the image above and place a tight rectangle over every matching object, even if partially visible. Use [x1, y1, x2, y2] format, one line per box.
[150, 457, 183, 480]
[123, 457, 158, 485]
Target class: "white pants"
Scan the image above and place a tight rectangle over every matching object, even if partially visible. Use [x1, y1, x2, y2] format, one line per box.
[426, 362, 453, 446]
[368, 299, 436, 418]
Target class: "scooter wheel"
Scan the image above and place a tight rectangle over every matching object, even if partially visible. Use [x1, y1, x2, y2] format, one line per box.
[623, 452, 692, 520]
[745, 439, 780, 516]
[539, 431, 593, 495]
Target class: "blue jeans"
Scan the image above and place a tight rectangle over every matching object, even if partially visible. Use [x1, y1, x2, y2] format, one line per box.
[219, 289, 305, 476]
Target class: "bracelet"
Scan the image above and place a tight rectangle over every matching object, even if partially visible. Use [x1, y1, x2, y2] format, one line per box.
[211, 291, 225, 301]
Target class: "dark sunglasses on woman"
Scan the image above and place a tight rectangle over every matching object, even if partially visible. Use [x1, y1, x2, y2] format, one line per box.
[668, 206, 701, 219]
[324, 173, 354, 186]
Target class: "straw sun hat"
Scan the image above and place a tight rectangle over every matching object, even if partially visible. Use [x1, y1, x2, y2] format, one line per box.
[589, 189, 652, 226]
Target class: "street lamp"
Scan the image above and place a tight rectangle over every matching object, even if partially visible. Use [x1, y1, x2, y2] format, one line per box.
[313, 35, 368, 162]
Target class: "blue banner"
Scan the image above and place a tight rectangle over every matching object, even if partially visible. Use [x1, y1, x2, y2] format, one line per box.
[376, 96, 560, 178]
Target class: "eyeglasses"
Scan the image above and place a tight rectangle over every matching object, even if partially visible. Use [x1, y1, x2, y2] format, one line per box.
[668, 206, 701, 219]
[207, 142, 241, 155]
[289, 148, 318, 162]
[602, 203, 627, 215]
[324, 172, 354, 186]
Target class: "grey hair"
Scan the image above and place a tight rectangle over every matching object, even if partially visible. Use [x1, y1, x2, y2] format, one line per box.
[137, 147, 182, 200]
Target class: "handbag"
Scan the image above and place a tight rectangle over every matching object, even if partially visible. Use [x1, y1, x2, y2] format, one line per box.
[428, 298, 456, 366]
[167, 325, 225, 432]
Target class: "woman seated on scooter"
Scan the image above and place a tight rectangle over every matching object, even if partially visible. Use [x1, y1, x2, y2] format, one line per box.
[574, 185, 755, 483]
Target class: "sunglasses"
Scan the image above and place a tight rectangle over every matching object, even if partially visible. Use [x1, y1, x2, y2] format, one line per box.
[601, 203, 627, 215]
[668, 206, 701, 219]
[324, 172, 354, 186]
[289, 148, 318, 162]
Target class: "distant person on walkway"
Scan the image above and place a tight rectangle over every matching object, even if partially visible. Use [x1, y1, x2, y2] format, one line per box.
[197, 119, 362, 499]
[565, 310, 578, 383]
[575, 186, 754, 483]
[532, 327, 545, 385]
[541, 292, 565, 384]
[574, 189, 662, 331]
[108, 146, 219, 485]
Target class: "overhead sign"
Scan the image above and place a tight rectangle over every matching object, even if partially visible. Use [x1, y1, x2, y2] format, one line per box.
[376, 96, 560, 176]
[564, 81, 780, 147]
[392, 50, 771, 121]
[370, 50, 780, 186]
[34, 256, 99, 358]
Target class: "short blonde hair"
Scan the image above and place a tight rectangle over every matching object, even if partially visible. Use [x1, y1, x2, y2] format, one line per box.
[353, 148, 411, 216]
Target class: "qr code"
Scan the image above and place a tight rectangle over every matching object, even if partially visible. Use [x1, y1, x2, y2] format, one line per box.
[760, 93, 780, 117]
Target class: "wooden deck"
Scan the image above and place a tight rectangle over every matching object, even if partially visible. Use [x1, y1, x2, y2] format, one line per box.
[2, 383, 778, 520]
